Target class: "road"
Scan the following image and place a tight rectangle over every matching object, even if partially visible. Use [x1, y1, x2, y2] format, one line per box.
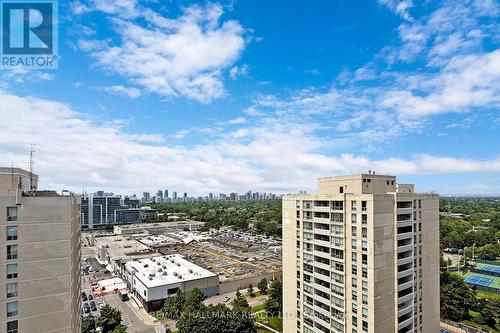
[103, 293, 159, 333]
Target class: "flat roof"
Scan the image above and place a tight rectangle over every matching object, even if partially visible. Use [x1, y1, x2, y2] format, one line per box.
[126, 254, 217, 288]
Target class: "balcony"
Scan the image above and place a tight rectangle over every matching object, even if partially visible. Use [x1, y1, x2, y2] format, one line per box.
[397, 280, 414, 292]
[397, 232, 413, 241]
[398, 303, 413, 317]
[313, 205, 331, 213]
[397, 244, 413, 253]
[397, 207, 413, 215]
[398, 317, 413, 331]
[397, 256, 413, 266]
[398, 292, 414, 305]
[397, 267, 413, 280]
[313, 217, 331, 224]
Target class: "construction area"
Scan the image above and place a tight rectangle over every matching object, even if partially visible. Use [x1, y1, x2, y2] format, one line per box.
[82, 221, 282, 295]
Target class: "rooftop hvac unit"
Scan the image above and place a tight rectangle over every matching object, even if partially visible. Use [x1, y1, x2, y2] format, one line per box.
[173, 272, 178, 276]
[162, 265, 166, 269]
[158, 268, 162, 272]
[144, 264, 148, 268]
[162, 272, 168, 276]
[178, 275, 182, 279]
[188, 269, 193, 273]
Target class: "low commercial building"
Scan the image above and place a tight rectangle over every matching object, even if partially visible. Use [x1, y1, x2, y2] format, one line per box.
[113, 221, 205, 235]
[123, 254, 219, 311]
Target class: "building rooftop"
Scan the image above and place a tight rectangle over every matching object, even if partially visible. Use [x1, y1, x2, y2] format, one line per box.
[125, 254, 217, 288]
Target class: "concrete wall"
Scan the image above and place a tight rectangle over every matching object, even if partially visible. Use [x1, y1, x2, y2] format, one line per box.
[282, 198, 297, 333]
[218, 271, 282, 295]
[0, 191, 81, 333]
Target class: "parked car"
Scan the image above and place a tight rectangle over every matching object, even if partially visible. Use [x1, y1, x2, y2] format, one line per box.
[90, 301, 97, 311]
[97, 301, 106, 308]
[81, 293, 88, 301]
[223, 296, 230, 303]
[87, 294, 93, 300]
[83, 303, 90, 314]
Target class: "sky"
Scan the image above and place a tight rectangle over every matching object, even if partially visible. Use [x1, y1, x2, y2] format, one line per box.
[0, 0, 499, 196]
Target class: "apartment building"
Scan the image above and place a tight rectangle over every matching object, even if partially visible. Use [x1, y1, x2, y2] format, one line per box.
[0, 168, 81, 333]
[283, 174, 439, 333]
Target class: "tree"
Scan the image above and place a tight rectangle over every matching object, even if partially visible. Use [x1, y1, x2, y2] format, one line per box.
[257, 278, 268, 295]
[440, 272, 475, 322]
[183, 288, 206, 311]
[235, 289, 241, 298]
[163, 289, 185, 320]
[111, 326, 127, 333]
[97, 305, 122, 333]
[231, 295, 250, 312]
[82, 313, 97, 333]
[176, 303, 256, 333]
[247, 284, 255, 297]
[264, 297, 280, 316]
[480, 298, 499, 328]
[268, 279, 282, 310]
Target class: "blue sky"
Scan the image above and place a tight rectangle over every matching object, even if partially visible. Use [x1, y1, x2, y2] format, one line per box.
[0, 0, 499, 196]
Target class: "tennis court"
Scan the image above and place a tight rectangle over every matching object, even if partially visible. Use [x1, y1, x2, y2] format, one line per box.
[475, 262, 500, 276]
[463, 271, 500, 293]
[465, 275, 493, 287]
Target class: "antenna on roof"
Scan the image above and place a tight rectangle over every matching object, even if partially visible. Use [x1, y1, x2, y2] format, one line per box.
[11, 162, 14, 188]
[29, 144, 37, 190]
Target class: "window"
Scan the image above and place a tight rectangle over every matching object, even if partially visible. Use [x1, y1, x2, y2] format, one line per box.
[361, 227, 367, 238]
[339, 186, 344, 193]
[7, 283, 18, 298]
[351, 201, 357, 211]
[352, 290, 358, 301]
[7, 207, 18, 222]
[7, 245, 18, 260]
[352, 303, 357, 314]
[362, 267, 368, 278]
[362, 308, 368, 318]
[362, 280, 368, 292]
[7, 321, 18, 333]
[352, 277, 358, 288]
[362, 294, 368, 305]
[351, 239, 357, 249]
[352, 226, 357, 236]
[361, 201, 367, 211]
[6, 226, 17, 241]
[361, 214, 367, 225]
[362, 241, 368, 251]
[352, 251, 357, 263]
[7, 302, 18, 317]
[7, 264, 17, 279]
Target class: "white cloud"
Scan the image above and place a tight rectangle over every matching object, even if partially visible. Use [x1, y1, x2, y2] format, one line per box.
[173, 130, 189, 139]
[381, 50, 500, 117]
[79, 3, 246, 103]
[229, 64, 249, 79]
[73, 0, 139, 18]
[227, 117, 247, 125]
[378, 0, 414, 21]
[102, 85, 141, 99]
[1, 90, 498, 195]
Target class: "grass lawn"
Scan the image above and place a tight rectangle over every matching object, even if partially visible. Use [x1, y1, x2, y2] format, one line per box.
[256, 328, 274, 333]
[256, 315, 283, 332]
[251, 303, 266, 313]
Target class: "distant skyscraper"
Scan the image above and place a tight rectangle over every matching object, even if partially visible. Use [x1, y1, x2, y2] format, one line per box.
[230, 192, 238, 200]
[157, 190, 163, 203]
[143, 192, 150, 203]
[209, 193, 213, 201]
[0, 167, 81, 332]
[282, 174, 439, 333]
[164, 189, 169, 199]
[172, 191, 177, 201]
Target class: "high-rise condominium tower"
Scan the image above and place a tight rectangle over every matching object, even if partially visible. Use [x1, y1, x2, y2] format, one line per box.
[283, 174, 439, 333]
[0, 168, 81, 333]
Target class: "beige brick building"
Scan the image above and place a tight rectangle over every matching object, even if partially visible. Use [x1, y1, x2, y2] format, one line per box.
[283, 174, 439, 333]
[0, 168, 81, 333]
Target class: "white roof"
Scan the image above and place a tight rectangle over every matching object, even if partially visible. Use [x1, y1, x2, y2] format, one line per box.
[125, 254, 217, 288]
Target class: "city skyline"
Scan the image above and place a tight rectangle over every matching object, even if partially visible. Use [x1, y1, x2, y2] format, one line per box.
[1, 0, 499, 196]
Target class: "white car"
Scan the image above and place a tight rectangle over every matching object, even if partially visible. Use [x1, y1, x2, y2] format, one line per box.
[223, 296, 230, 303]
